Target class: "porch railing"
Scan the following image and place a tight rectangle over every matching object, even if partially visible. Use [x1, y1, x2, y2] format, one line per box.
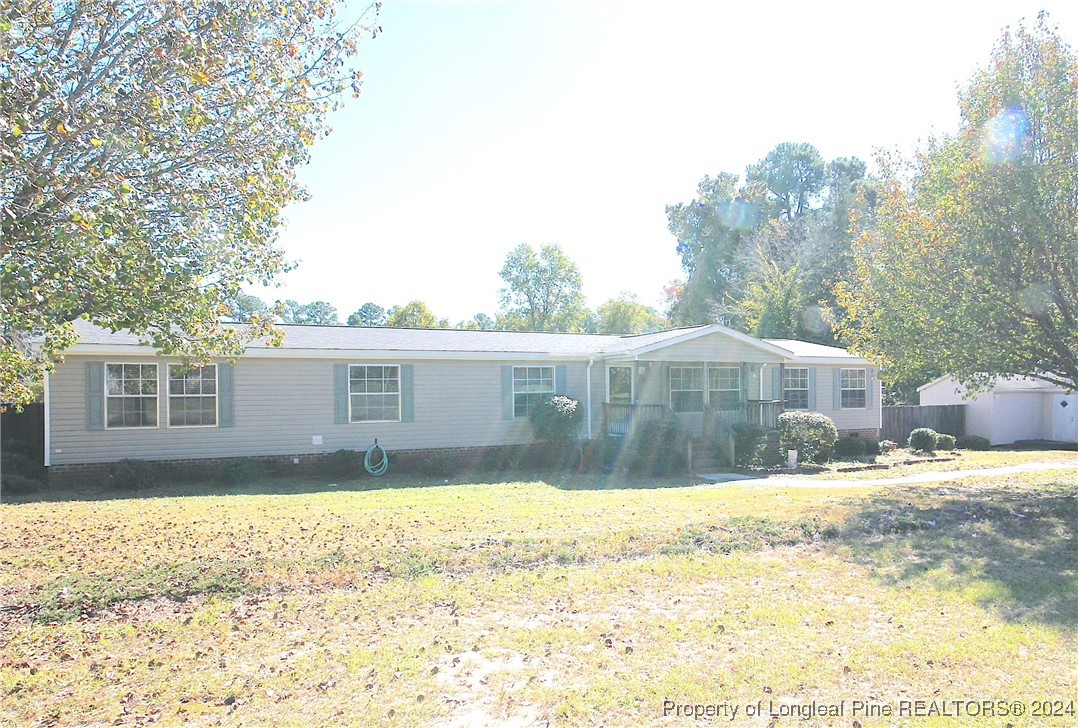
[603, 403, 669, 436]
[705, 400, 784, 437]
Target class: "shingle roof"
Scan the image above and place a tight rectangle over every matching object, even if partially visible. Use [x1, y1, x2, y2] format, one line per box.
[69, 319, 713, 357]
[68, 320, 866, 362]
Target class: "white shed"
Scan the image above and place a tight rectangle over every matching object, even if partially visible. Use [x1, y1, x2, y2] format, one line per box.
[917, 376, 1078, 446]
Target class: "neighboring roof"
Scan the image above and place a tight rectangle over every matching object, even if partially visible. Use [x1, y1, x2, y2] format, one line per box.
[918, 374, 1070, 394]
[66, 319, 868, 363]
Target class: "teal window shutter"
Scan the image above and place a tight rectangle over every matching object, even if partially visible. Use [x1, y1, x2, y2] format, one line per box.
[833, 368, 843, 410]
[335, 364, 349, 424]
[865, 368, 874, 408]
[555, 365, 567, 394]
[808, 369, 817, 411]
[739, 365, 749, 403]
[86, 362, 104, 430]
[401, 365, 414, 422]
[218, 363, 235, 427]
[772, 368, 782, 403]
[502, 365, 514, 419]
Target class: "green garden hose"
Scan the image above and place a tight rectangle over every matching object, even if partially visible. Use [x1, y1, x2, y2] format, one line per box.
[364, 441, 389, 477]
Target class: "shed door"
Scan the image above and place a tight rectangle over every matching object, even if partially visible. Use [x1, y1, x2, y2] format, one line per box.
[1052, 394, 1078, 443]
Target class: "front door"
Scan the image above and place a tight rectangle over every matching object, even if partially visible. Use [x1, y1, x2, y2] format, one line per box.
[608, 366, 633, 405]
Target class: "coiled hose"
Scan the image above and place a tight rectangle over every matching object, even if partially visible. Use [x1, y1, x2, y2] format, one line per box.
[364, 441, 388, 476]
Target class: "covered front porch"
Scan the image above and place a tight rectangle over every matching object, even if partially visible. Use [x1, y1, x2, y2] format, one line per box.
[599, 359, 786, 438]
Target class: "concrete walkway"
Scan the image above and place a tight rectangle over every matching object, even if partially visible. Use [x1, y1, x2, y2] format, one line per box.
[698, 461, 1078, 488]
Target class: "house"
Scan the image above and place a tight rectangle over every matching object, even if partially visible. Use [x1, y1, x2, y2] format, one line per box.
[918, 375, 1078, 446]
[42, 320, 881, 481]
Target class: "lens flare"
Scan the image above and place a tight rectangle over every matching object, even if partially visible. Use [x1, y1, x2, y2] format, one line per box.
[982, 106, 1029, 163]
[717, 200, 760, 231]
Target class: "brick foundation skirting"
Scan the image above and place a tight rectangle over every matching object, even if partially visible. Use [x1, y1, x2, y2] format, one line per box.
[45, 444, 546, 488]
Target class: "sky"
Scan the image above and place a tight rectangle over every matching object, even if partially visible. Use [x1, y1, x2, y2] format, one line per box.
[254, 0, 1078, 325]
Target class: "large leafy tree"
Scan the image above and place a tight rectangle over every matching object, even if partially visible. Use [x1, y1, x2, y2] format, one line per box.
[837, 15, 1077, 390]
[745, 142, 828, 221]
[347, 302, 386, 327]
[497, 243, 589, 332]
[596, 292, 664, 334]
[0, 0, 379, 406]
[227, 294, 270, 323]
[282, 299, 339, 325]
[386, 300, 439, 329]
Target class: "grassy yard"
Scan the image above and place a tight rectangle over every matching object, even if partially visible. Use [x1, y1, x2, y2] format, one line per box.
[2, 452, 1076, 726]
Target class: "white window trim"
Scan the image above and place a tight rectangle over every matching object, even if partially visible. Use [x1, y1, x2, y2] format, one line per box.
[166, 363, 220, 429]
[840, 367, 868, 410]
[348, 364, 402, 423]
[669, 365, 704, 413]
[783, 366, 810, 411]
[512, 365, 555, 419]
[606, 364, 634, 405]
[708, 365, 741, 408]
[104, 362, 160, 430]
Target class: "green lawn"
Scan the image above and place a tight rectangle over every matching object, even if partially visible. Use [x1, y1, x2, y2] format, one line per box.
[2, 452, 1076, 726]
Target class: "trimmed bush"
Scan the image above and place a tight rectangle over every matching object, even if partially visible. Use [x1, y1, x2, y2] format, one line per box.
[530, 395, 581, 444]
[878, 439, 898, 453]
[319, 449, 363, 479]
[220, 458, 266, 485]
[416, 451, 456, 478]
[112, 459, 154, 490]
[908, 427, 939, 452]
[956, 435, 991, 450]
[625, 419, 687, 475]
[778, 411, 839, 463]
[834, 437, 865, 458]
[1, 449, 45, 480]
[2, 472, 44, 495]
[862, 439, 882, 457]
[730, 422, 768, 468]
[935, 433, 957, 450]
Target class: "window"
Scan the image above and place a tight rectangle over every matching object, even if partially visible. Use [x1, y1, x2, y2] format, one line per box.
[513, 366, 554, 418]
[783, 367, 810, 410]
[349, 365, 401, 422]
[608, 366, 632, 405]
[168, 364, 217, 427]
[841, 368, 867, 409]
[708, 366, 741, 409]
[105, 364, 158, 428]
[670, 366, 704, 413]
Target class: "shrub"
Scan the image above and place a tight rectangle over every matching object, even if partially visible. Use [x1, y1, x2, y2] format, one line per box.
[416, 451, 457, 478]
[956, 435, 991, 450]
[935, 433, 957, 450]
[581, 437, 623, 473]
[878, 439, 898, 453]
[220, 458, 266, 485]
[530, 395, 581, 444]
[112, 459, 154, 490]
[730, 422, 767, 467]
[862, 439, 882, 457]
[2, 472, 44, 495]
[625, 419, 687, 475]
[1, 449, 45, 480]
[908, 427, 939, 452]
[833, 437, 865, 458]
[778, 411, 839, 463]
[319, 449, 363, 479]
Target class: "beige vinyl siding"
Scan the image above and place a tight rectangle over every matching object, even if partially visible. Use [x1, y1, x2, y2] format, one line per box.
[765, 364, 881, 432]
[49, 356, 589, 465]
[637, 333, 784, 364]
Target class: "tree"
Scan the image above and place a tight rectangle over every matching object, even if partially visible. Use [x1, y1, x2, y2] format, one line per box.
[386, 300, 439, 328]
[745, 142, 828, 220]
[347, 302, 386, 327]
[456, 313, 496, 330]
[837, 15, 1077, 390]
[497, 243, 589, 332]
[665, 173, 758, 325]
[227, 294, 270, 323]
[282, 300, 339, 325]
[596, 292, 664, 334]
[0, 1, 380, 406]
[739, 260, 808, 340]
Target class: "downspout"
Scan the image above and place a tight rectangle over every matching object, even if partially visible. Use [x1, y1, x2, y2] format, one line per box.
[43, 368, 51, 468]
[586, 357, 594, 439]
[759, 363, 766, 400]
